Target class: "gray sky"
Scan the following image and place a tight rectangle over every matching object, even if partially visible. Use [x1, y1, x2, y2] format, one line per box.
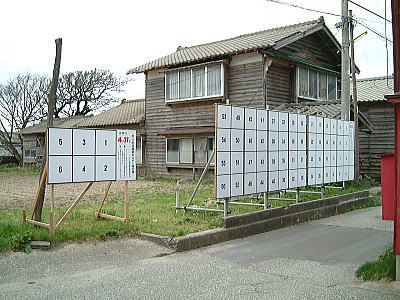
[0, 0, 392, 100]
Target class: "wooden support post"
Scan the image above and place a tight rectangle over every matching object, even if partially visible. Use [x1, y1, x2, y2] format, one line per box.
[22, 209, 26, 224]
[27, 219, 50, 229]
[35, 38, 62, 222]
[97, 181, 112, 218]
[31, 163, 48, 219]
[55, 182, 93, 229]
[98, 213, 126, 222]
[50, 184, 55, 234]
[49, 211, 55, 235]
[124, 180, 129, 223]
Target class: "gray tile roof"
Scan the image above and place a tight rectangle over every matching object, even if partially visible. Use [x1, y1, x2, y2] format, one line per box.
[18, 115, 90, 135]
[0, 146, 12, 157]
[78, 99, 145, 127]
[128, 17, 325, 74]
[276, 101, 373, 132]
[355, 76, 394, 102]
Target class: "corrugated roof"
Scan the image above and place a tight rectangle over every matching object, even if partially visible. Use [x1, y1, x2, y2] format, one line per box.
[78, 99, 145, 127]
[18, 115, 90, 135]
[128, 17, 326, 74]
[356, 76, 394, 102]
[277, 102, 342, 118]
[276, 101, 373, 132]
[0, 146, 12, 157]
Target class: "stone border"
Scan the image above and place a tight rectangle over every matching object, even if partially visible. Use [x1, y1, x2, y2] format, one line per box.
[140, 190, 369, 252]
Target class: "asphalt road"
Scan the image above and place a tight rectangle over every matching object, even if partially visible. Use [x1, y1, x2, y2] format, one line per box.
[1, 207, 399, 299]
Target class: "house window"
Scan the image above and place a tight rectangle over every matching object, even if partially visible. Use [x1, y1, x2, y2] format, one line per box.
[297, 67, 340, 101]
[194, 138, 208, 163]
[318, 73, 327, 100]
[24, 149, 36, 158]
[136, 136, 143, 165]
[167, 139, 179, 163]
[180, 138, 193, 163]
[165, 62, 224, 102]
[166, 137, 214, 165]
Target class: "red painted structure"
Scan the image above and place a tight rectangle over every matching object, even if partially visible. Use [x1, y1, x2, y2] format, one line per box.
[381, 153, 395, 220]
[386, 94, 400, 254]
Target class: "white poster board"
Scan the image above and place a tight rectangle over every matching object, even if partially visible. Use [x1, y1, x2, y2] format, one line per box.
[48, 128, 136, 184]
[215, 105, 355, 198]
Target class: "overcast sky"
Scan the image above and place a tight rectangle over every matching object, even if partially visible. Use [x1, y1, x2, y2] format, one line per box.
[0, 0, 392, 101]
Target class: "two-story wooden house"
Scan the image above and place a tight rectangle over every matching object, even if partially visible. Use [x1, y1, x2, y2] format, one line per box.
[127, 17, 343, 179]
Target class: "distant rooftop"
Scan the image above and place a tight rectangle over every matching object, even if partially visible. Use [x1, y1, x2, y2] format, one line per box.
[18, 115, 90, 135]
[356, 76, 394, 102]
[277, 101, 373, 132]
[78, 99, 144, 128]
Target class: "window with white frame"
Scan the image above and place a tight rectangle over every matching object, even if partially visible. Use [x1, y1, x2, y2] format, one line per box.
[166, 137, 214, 164]
[165, 62, 223, 102]
[297, 67, 340, 101]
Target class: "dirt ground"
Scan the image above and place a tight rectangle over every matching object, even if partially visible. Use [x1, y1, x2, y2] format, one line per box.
[0, 172, 153, 209]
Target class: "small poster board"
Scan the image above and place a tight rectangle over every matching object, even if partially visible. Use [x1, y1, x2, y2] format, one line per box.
[48, 128, 136, 184]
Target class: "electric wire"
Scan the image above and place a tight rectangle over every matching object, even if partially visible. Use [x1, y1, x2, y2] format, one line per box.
[355, 18, 393, 44]
[265, 0, 385, 24]
[348, 0, 392, 23]
[265, 0, 341, 17]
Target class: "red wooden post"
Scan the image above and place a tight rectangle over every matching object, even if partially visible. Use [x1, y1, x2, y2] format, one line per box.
[389, 0, 400, 279]
[386, 95, 400, 256]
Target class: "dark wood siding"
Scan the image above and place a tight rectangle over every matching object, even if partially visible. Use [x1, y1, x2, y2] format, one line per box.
[279, 31, 340, 72]
[228, 61, 264, 107]
[266, 62, 293, 107]
[144, 59, 294, 178]
[144, 75, 217, 178]
[359, 102, 394, 180]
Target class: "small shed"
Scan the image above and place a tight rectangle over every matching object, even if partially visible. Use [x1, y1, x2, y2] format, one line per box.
[77, 99, 145, 176]
[0, 133, 22, 164]
[356, 76, 394, 180]
[18, 115, 90, 167]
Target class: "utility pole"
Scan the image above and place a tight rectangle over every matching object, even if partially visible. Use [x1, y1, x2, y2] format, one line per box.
[389, 0, 400, 280]
[341, 0, 350, 121]
[33, 38, 62, 222]
[349, 10, 359, 185]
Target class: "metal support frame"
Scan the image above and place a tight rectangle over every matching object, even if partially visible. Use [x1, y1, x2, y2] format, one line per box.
[175, 149, 227, 214]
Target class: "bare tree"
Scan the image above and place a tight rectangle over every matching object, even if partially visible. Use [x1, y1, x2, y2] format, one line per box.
[54, 69, 127, 117]
[0, 74, 48, 163]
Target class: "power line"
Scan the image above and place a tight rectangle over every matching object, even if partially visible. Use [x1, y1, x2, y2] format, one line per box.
[265, 0, 341, 17]
[355, 18, 393, 44]
[348, 0, 392, 23]
[265, 0, 387, 27]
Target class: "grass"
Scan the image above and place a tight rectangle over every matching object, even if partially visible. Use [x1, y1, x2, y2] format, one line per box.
[0, 163, 40, 174]
[356, 246, 396, 281]
[0, 177, 380, 254]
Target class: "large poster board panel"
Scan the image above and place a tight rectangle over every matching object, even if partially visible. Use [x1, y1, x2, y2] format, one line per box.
[48, 128, 136, 184]
[214, 104, 356, 198]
